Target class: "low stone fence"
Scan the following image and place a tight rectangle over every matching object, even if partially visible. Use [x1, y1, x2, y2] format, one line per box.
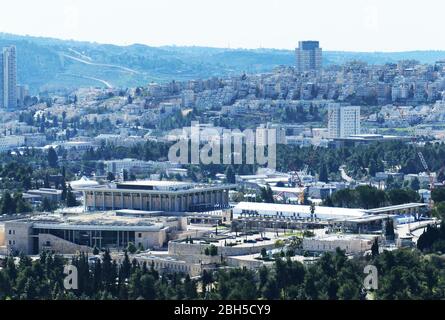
[168, 241, 275, 257]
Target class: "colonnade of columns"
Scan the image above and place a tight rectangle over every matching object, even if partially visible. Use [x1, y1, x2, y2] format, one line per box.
[83, 189, 230, 212]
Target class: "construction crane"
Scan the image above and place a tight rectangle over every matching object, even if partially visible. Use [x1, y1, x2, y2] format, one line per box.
[417, 152, 435, 190]
[280, 169, 305, 204]
[289, 170, 303, 187]
[287, 109, 336, 204]
[302, 109, 335, 177]
[396, 107, 435, 206]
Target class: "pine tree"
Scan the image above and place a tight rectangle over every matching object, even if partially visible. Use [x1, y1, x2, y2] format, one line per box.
[102, 250, 114, 291]
[61, 166, 66, 178]
[44, 173, 50, 188]
[371, 239, 379, 257]
[319, 164, 329, 183]
[93, 259, 103, 292]
[41, 197, 53, 212]
[66, 185, 78, 207]
[183, 275, 198, 299]
[261, 185, 274, 203]
[410, 177, 420, 191]
[107, 172, 115, 182]
[21, 278, 37, 300]
[121, 251, 131, 280]
[201, 270, 212, 295]
[47, 147, 58, 168]
[1, 192, 16, 215]
[61, 181, 67, 201]
[369, 159, 377, 177]
[225, 165, 236, 184]
[127, 242, 137, 254]
[14, 194, 32, 213]
[140, 274, 156, 300]
[129, 269, 142, 299]
[385, 219, 396, 241]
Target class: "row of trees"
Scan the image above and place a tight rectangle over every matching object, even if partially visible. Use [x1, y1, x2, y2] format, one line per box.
[0, 192, 32, 215]
[39, 136, 445, 188]
[277, 141, 445, 181]
[430, 188, 445, 220]
[0, 251, 197, 300]
[0, 147, 69, 192]
[2, 248, 443, 300]
[74, 140, 445, 185]
[324, 185, 420, 209]
[81, 141, 172, 163]
[204, 248, 445, 300]
[417, 221, 445, 252]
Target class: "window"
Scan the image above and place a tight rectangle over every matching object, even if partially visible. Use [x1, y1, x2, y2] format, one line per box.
[138, 233, 142, 238]
[8, 230, 11, 235]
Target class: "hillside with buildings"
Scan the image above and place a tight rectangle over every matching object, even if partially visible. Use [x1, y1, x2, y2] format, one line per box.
[2, 33, 445, 94]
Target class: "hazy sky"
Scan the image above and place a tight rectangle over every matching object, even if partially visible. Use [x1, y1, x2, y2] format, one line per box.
[0, 0, 443, 52]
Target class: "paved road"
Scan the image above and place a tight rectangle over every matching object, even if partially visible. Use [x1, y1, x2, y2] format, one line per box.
[61, 53, 141, 74]
[68, 48, 93, 62]
[397, 220, 437, 243]
[64, 73, 113, 89]
[340, 165, 354, 183]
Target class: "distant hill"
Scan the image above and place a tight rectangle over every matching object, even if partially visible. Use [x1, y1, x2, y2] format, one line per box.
[1, 33, 445, 93]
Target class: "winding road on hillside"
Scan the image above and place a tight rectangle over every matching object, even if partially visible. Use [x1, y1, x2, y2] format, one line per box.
[61, 53, 141, 75]
[64, 73, 113, 89]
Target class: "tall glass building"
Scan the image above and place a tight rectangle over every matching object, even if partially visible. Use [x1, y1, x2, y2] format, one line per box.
[0, 46, 17, 109]
[296, 41, 322, 72]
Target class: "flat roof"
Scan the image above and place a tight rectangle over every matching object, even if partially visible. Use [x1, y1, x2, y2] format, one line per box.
[234, 202, 366, 218]
[307, 234, 376, 242]
[116, 209, 164, 215]
[270, 187, 305, 193]
[365, 203, 428, 214]
[27, 189, 62, 195]
[130, 253, 189, 264]
[176, 231, 282, 249]
[15, 212, 171, 232]
[239, 175, 268, 180]
[117, 180, 190, 187]
[333, 135, 411, 142]
[79, 182, 236, 194]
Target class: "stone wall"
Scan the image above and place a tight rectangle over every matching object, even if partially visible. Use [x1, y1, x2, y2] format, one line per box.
[168, 241, 275, 257]
[302, 236, 375, 254]
[5, 221, 33, 254]
[226, 257, 265, 270]
[38, 233, 92, 254]
[136, 229, 167, 250]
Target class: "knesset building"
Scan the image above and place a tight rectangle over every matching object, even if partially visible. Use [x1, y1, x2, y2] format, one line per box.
[80, 181, 236, 213]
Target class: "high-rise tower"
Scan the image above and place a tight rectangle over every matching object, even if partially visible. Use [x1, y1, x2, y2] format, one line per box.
[296, 41, 322, 72]
[0, 46, 18, 110]
[328, 104, 361, 138]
